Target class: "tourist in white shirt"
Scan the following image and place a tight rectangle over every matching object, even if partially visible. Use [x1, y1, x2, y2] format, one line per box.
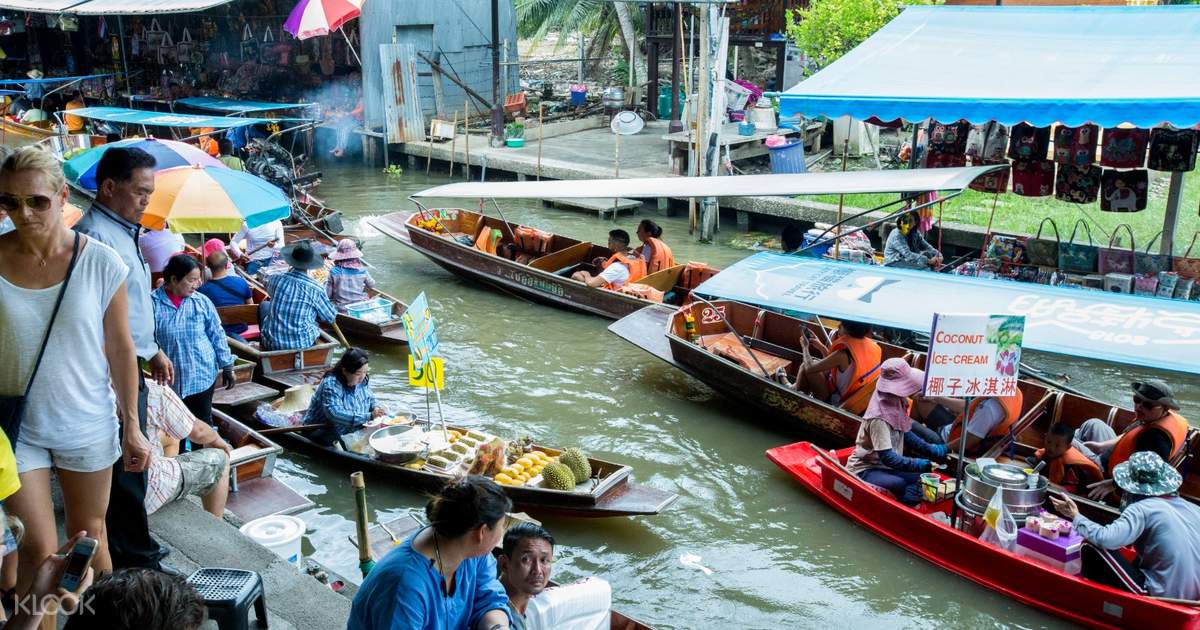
[571, 229, 646, 289]
[138, 223, 186, 274]
[229, 219, 284, 274]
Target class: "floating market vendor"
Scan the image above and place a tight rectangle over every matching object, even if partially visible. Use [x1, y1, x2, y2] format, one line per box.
[572, 229, 645, 289]
[229, 218, 284, 274]
[633, 219, 675, 273]
[347, 476, 513, 630]
[1051, 451, 1200, 600]
[305, 348, 386, 448]
[779, 320, 881, 416]
[1031, 422, 1104, 494]
[196, 250, 254, 342]
[259, 240, 336, 351]
[1076, 380, 1191, 501]
[883, 210, 942, 269]
[846, 358, 947, 505]
[326, 238, 376, 312]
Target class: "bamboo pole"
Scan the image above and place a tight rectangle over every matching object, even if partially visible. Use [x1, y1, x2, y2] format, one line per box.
[463, 99, 470, 179]
[834, 138, 849, 260]
[449, 111, 458, 179]
[613, 127, 621, 219]
[425, 120, 433, 175]
[352, 472, 375, 577]
[536, 102, 544, 181]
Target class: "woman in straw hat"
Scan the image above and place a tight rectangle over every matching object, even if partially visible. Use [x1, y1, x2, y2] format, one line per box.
[326, 238, 376, 312]
[1052, 451, 1200, 600]
[845, 358, 948, 505]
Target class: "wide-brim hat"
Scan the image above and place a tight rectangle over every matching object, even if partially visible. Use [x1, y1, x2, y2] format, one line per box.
[330, 238, 363, 262]
[876, 357, 925, 397]
[610, 111, 644, 136]
[271, 384, 313, 414]
[1113, 451, 1182, 497]
[280, 239, 324, 270]
[1132, 380, 1180, 410]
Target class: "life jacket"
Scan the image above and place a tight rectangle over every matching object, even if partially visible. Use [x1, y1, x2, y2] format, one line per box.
[64, 99, 85, 132]
[198, 134, 219, 157]
[1107, 411, 1190, 476]
[946, 391, 1024, 450]
[1034, 446, 1104, 493]
[602, 252, 646, 287]
[644, 237, 675, 274]
[825, 335, 882, 415]
[514, 226, 552, 256]
[681, 261, 716, 290]
[615, 283, 664, 302]
[474, 228, 501, 255]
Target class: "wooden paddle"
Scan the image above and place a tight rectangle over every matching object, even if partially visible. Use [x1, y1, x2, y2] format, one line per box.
[257, 424, 325, 437]
[330, 319, 352, 349]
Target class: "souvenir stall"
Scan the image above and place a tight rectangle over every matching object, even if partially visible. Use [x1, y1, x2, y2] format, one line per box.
[773, 5, 1200, 304]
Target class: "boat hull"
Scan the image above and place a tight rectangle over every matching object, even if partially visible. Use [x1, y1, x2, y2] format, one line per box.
[0, 119, 56, 147]
[766, 442, 1200, 630]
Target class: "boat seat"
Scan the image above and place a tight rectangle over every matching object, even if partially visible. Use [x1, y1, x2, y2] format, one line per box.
[705, 333, 792, 375]
[242, 325, 260, 341]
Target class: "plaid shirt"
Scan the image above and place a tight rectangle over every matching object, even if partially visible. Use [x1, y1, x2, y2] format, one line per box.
[144, 381, 196, 514]
[152, 287, 234, 398]
[261, 270, 337, 351]
[304, 374, 377, 442]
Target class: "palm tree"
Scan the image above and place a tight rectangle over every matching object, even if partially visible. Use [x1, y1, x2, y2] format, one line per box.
[515, 0, 642, 74]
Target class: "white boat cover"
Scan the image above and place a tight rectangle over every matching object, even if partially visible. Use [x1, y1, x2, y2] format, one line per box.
[0, 0, 236, 13]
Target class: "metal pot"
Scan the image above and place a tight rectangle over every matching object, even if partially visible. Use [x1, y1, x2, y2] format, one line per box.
[369, 426, 448, 465]
[602, 87, 625, 111]
[959, 463, 1046, 520]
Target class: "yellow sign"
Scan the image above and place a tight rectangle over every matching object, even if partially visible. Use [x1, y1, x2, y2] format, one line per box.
[407, 355, 445, 390]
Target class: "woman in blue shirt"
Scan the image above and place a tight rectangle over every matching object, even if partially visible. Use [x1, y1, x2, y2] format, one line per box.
[196, 250, 254, 342]
[305, 348, 385, 447]
[349, 477, 513, 630]
[152, 254, 235, 425]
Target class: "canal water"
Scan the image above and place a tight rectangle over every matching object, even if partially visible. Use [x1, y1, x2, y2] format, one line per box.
[278, 162, 1198, 629]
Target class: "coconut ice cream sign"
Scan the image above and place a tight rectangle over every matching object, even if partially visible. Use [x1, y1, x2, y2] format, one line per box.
[923, 314, 1026, 399]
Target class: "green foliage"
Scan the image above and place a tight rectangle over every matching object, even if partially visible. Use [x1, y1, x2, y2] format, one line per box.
[786, 0, 940, 72]
[383, 164, 403, 176]
[505, 121, 525, 139]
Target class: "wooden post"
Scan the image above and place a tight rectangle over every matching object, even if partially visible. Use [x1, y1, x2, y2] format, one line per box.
[646, 4, 659, 114]
[834, 138, 849, 260]
[613, 128, 621, 219]
[449, 111, 458, 178]
[425, 122, 433, 175]
[537, 102, 544, 181]
[464, 99, 471, 179]
[1162, 171, 1185, 255]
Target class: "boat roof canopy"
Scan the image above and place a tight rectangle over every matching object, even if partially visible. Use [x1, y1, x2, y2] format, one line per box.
[175, 97, 314, 116]
[0, 73, 113, 87]
[412, 165, 1006, 200]
[777, 6, 1200, 128]
[694, 253, 1200, 374]
[66, 107, 269, 129]
[0, 0, 237, 14]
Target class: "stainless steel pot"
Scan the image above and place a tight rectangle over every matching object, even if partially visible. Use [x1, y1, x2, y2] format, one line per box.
[369, 425, 447, 465]
[959, 463, 1046, 520]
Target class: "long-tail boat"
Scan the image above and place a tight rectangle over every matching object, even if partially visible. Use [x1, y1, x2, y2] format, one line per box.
[216, 299, 340, 390]
[373, 167, 1005, 319]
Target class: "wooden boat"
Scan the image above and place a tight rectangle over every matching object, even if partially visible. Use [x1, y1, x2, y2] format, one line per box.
[212, 408, 313, 522]
[216, 300, 340, 390]
[372, 210, 719, 320]
[333, 287, 409, 346]
[766, 442, 1200, 629]
[239, 415, 678, 518]
[365, 513, 656, 629]
[0, 118, 56, 147]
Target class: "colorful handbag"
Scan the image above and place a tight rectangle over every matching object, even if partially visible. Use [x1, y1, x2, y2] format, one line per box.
[1147, 127, 1199, 172]
[1011, 160, 1055, 197]
[1027, 218, 1061, 268]
[1008, 123, 1052, 161]
[928, 120, 971, 154]
[1134, 273, 1159, 297]
[1054, 164, 1101, 204]
[966, 122, 1009, 164]
[1100, 169, 1149, 212]
[1156, 272, 1180, 299]
[1135, 231, 1173, 275]
[1100, 128, 1149, 168]
[1059, 219, 1098, 273]
[968, 165, 1010, 194]
[1172, 233, 1200, 279]
[1098, 224, 1136, 275]
[1053, 124, 1098, 166]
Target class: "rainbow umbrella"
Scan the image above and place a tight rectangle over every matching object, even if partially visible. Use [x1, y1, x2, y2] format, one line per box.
[284, 0, 363, 40]
[63, 137, 223, 191]
[143, 165, 290, 234]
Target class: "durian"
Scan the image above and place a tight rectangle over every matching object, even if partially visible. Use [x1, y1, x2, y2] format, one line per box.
[560, 447, 591, 483]
[541, 462, 576, 491]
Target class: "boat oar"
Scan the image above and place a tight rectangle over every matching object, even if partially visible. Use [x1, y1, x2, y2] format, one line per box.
[330, 319, 352, 350]
[257, 423, 325, 437]
[351, 471, 376, 577]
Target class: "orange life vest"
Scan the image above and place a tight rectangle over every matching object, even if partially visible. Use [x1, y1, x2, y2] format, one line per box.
[946, 391, 1025, 449]
[644, 237, 675, 274]
[602, 252, 647, 287]
[1034, 446, 1104, 493]
[615, 283, 664, 302]
[681, 261, 716, 290]
[198, 134, 219, 157]
[1107, 411, 1190, 476]
[514, 226, 552, 256]
[825, 335, 882, 415]
[65, 99, 85, 132]
[474, 228, 501, 255]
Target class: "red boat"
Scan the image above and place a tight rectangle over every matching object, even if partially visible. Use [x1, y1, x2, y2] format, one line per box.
[766, 442, 1200, 629]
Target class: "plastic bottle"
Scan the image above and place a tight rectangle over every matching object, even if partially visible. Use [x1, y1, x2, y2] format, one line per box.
[684, 313, 700, 343]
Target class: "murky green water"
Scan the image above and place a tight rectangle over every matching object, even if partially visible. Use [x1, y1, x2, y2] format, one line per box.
[275, 162, 1198, 630]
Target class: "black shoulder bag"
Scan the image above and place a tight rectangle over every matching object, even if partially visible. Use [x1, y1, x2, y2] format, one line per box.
[0, 232, 81, 443]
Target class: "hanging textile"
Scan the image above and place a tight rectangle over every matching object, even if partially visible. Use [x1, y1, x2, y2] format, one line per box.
[1100, 169, 1149, 212]
[1007, 123, 1051, 161]
[1147, 127, 1199, 172]
[1054, 164, 1102, 204]
[1011, 159, 1055, 197]
[966, 122, 1009, 164]
[1100, 128, 1149, 168]
[968, 164, 1010, 194]
[1053, 124, 1098, 166]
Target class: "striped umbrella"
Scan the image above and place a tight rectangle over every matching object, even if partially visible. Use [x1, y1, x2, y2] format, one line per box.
[142, 165, 291, 234]
[284, 0, 364, 40]
[63, 137, 223, 191]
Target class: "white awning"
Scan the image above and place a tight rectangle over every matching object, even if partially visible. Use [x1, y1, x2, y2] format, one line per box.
[0, 0, 235, 14]
[0, 1, 82, 11]
[412, 166, 1007, 199]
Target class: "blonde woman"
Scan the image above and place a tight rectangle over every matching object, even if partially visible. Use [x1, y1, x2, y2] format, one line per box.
[0, 147, 142, 597]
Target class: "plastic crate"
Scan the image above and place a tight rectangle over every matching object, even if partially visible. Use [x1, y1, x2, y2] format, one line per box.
[345, 297, 394, 323]
[768, 140, 807, 174]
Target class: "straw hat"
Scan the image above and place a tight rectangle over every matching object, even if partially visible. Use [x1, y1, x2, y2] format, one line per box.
[271, 384, 314, 414]
[875, 357, 925, 397]
[280, 240, 324, 270]
[26, 69, 42, 80]
[330, 238, 363, 262]
[1113, 451, 1182, 497]
[610, 111, 644, 136]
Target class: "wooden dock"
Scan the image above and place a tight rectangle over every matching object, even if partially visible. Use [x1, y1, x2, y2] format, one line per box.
[545, 197, 642, 218]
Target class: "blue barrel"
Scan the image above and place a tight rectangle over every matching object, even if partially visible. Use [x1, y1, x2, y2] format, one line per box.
[768, 140, 807, 174]
[570, 87, 587, 107]
[801, 233, 833, 257]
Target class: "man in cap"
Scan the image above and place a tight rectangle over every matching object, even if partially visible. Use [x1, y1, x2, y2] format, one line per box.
[259, 240, 337, 351]
[1077, 380, 1191, 501]
[1051, 451, 1200, 600]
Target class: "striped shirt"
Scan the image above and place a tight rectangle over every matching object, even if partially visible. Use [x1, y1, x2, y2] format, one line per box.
[304, 374, 377, 444]
[261, 270, 337, 351]
[326, 265, 376, 311]
[144, 381, 196, 514]
[152, 287, 235, 398]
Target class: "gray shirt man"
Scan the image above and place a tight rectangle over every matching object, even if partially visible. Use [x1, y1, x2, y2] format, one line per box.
[1073, 496, 1200, 600]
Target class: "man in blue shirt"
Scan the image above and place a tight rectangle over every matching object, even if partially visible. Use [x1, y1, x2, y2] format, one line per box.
[73, 147, 166, 570]
[260, 240, 336, 350]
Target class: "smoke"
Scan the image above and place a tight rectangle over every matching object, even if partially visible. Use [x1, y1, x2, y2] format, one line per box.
[307, 75, 362, 160]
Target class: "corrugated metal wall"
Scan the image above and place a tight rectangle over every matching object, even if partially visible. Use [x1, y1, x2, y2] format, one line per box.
[361, 0, 520, 139]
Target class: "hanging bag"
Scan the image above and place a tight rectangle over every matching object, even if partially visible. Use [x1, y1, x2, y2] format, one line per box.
[1099, 224, 1136, 275]
[1054, 164, 1101, 204]
[1100, 169, 1149, 212]
[1100, 128, 1149, 168]
[1172, 233, 1200, 279]
[1027, 218, 1061, 268]
[1053, 124, 1098, 166]
[1135, 231, 1173, 276]
[0, 233, 80, 443]
[1059, 219, 1098, 273]
[1147, 127, 1199, 172]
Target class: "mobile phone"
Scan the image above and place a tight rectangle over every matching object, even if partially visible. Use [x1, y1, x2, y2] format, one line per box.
[59, 537, 98, 592]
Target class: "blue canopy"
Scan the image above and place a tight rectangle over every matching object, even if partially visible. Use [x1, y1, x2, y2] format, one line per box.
[0, 73, 113, 87]
[175, 97, 313, 115]
[778, 6, 1200, 128]
[66, 107, 269, 129]
[694, 253, 1200, 374]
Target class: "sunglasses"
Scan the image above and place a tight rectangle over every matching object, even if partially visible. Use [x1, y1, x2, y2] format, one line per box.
[1133, 395, 1159, 409]
[0, 194, 53, 213]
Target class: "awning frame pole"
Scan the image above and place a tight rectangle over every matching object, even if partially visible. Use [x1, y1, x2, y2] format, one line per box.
[1161, 171, 1184, 256]
[117, 16, 133, 108]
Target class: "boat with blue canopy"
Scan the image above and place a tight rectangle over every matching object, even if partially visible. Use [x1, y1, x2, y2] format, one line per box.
[175, 96, 316, 119]
[0, 72, 114, 146]
[62, 106, 270, 130]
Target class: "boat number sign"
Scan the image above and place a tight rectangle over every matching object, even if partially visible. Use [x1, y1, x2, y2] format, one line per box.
[401, 292, 440, 372]
[700, 305, 726, 325]
[923, 313, 1025, 399]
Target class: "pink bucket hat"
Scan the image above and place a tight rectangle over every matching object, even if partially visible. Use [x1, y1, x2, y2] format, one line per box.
[875, 357, 925, 397]
[202, 238, 226, 259]
[330, 238, 363, 262]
